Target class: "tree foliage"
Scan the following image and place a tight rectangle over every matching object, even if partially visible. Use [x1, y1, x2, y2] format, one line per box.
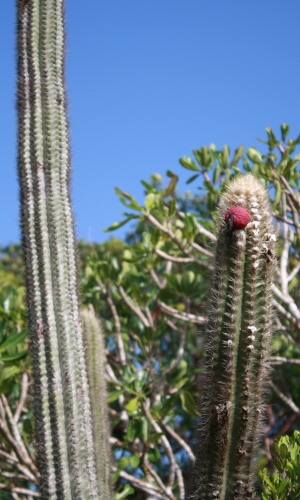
[260, 431, 300, 499]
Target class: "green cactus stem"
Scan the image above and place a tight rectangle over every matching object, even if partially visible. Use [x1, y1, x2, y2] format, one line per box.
[17, 0, 111, 497]
[82, 306, 112, 498]
[192, 175, 276, 500]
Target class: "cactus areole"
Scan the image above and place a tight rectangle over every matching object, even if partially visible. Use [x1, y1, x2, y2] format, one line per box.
[192, 175, 276, 500]
[225, 206, 251, 231]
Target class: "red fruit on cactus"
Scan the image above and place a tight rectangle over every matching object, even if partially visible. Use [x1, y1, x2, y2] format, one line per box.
[225, 206, 251, 230]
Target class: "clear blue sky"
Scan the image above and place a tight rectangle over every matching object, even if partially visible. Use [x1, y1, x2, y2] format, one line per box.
[1, 1, 300, 246]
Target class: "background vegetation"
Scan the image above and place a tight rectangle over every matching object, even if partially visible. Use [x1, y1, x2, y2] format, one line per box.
[1, 125, 300, 498]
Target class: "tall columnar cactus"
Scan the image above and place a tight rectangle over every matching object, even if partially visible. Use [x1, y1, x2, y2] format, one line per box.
[17, 0, 111, 497]
[192, 175, 276, 500]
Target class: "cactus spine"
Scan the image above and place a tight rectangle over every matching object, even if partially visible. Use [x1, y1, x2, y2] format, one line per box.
[192, 175, 276, 499]
[17, 0, 111, 497]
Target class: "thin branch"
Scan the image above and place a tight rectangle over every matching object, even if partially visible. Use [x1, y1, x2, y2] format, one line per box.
[0, 472, 28, 481]
[105, 289, 127, 365]
[149, 261, 173, 290]
[149, 268, 166, 289]
[164, 323, 187, 375]
[279, 194, 290, 300]
[0, 395, 37, 475]
[142, 402, 176, 491]
[287, 193, 300, 241]
[158, 300, 206, 324]
[284, 330, 300, 350]
[143, 454, 175, 500]
[160, 420, 195, 462]
[0, 484, 39, 497]
[280, 175, 300, 212]
[117, 284, 150, 328]
[145, 212, 211, 267]
[189, 240, 214, 259]
[273, 299, 300, 327]
[288, 261, 300, 283]
[14, 372, 28, 423]
[269, 380, 300, 414]
[11, 493, 21, 500]
[0, 449, 18, 464]
[114, 468, 168, 499]
[176, 463, 185, 500]
[153, 247, 200, 264]
[176, 207, 217, 242]
[272, 285, 300, 321]
[269, 356, 300, 366]
[273, 213, 296, 226]
[145, 306, 154, 329]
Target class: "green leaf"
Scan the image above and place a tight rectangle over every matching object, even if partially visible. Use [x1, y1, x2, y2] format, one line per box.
[278, 477, 289, 494]
[247, 147, 263, 164]
[180, 391, 197, 416]
[273, 180, 282, 208]
[164, 173, 178, 196]
[0, 320, 7, 338]
[185, 213, 198, 233]
[174, 376, 189, 390]
[108, 390, 124, 402]
[104, 215, 138, 232]
[201, 146, 211, 168]
[279, 443, 289, 459]
[186, 173, 199, 184]
[0, 349, 27, 362]
[126, 419, 137, 442]
[145, 193, 157, 210]
[180, 156, 200, 171]
[114, 484, 135, 500]
[129, 453, 140, 468]
[148, 432, 164, 444]
[262, 474, 277, 492]
[125, 397, 139, 412]
[0, 365, 21, 383]
[213, 165, 220, 184]
[281, 123, 290, 141]
[168, 198, 176, 217]
[181, 271, 195, 293]
[220, 145, 230, 169]
[194, 147, 211, 168]
[112, 469, 121, 484]
[0, 328, 27, 352]
[266, 127, 279, 147]
[231, 144, 244, 165]
[140, 416, 150, 442]
[114, 187, 142, 210]
[140, 179, 154, 191]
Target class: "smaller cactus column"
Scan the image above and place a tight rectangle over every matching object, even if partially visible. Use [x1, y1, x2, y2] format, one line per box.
[192, 174, 276, 500]
[82, 306, 112, 498]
